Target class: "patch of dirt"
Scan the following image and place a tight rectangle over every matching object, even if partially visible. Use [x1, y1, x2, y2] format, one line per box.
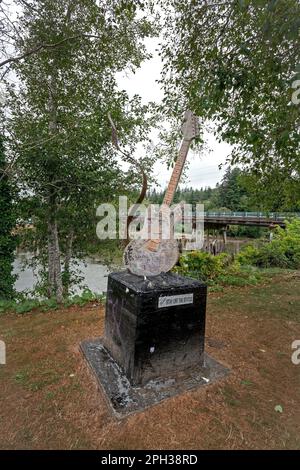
[0, 274, 299, 449]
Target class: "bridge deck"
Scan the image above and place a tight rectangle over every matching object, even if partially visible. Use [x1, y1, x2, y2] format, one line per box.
[203, 216, 286, 228]
[191, 212, 299, 228]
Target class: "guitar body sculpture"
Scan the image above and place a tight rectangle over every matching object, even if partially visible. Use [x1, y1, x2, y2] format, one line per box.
[124, 110, 199, 277]
[124, 238, 179, 277]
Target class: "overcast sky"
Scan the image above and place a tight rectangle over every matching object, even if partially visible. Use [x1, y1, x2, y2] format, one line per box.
[116, 38, 232, 190]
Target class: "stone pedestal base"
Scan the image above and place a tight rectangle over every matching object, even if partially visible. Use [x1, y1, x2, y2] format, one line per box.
[80, 271, 229, 417]
[80, 339, 229, 418]
[102, 271, 207, 386]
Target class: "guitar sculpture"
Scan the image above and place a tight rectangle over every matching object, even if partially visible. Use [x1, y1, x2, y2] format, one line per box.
[124, 110, 200, 277]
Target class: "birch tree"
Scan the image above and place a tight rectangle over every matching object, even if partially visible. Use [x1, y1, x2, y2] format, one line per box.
[3, 0, 157, 301]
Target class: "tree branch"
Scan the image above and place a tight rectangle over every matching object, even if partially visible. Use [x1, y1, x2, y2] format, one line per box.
[0, 33, 103, 68]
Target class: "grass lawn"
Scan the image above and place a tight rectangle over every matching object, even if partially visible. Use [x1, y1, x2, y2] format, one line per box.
[0, 271, 300, 449]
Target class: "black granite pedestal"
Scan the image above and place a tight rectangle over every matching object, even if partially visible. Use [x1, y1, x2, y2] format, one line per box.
[80, 271, 229, 418]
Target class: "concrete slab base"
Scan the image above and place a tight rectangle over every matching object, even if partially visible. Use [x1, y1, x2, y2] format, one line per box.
[80, 338, 230, 419]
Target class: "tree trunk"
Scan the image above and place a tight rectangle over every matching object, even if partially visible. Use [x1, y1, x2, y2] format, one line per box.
[63, 230, 74, 297]
[47, 218, 63, 302]
[46, 75, 63, 302]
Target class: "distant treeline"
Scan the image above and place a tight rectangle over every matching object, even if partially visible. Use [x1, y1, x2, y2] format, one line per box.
[148, 167, 300, 239]
[148, 167, 300, 213]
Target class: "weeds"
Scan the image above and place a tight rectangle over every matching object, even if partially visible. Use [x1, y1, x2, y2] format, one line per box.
[0, 289, 106, 315]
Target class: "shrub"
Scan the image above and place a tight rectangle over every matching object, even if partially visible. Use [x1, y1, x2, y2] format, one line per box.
[255, 241, 291, 268]
[237, 218, 300, 269]
[237, 245, 260, 265]
[174, 251, 264, 288]
[0, 291, 106, 314]
[15, 299, 40, 314]
[174, 251, 231, 281]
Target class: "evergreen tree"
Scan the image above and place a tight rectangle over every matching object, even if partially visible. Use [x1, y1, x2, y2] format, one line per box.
[217, 167, 249, 211]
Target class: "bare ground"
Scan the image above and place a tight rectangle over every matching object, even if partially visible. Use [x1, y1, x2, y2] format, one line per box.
[0, 272, 300, 449]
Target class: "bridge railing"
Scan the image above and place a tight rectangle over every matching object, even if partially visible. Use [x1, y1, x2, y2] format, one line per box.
[177, 210, 300, 221]
[203, 211, 300, 220]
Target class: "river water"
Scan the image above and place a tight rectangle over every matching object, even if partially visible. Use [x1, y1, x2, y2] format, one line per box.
[13, 240, 251, 296]
[13, 253, 117, 295]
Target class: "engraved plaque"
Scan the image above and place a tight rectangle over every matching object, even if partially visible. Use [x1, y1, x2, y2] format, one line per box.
[158, 293, 194, 308]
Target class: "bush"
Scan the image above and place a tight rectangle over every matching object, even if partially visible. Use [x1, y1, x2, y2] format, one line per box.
[236, 245, 260, 265]
[172, 218, 300, 288]
[173, 251, 262, 288]
[174, 251, 231, 281]
[255, 241, 291, 268]
[174, 247, 262, 291]
[15, 299, 41, 314]
[237, 218, 300, 269]
[0, 290, 106, 315]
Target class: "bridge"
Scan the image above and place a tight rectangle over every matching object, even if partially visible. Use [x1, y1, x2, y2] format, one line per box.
[200, 211, 298, 229]
[190, 211, 299, 252]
